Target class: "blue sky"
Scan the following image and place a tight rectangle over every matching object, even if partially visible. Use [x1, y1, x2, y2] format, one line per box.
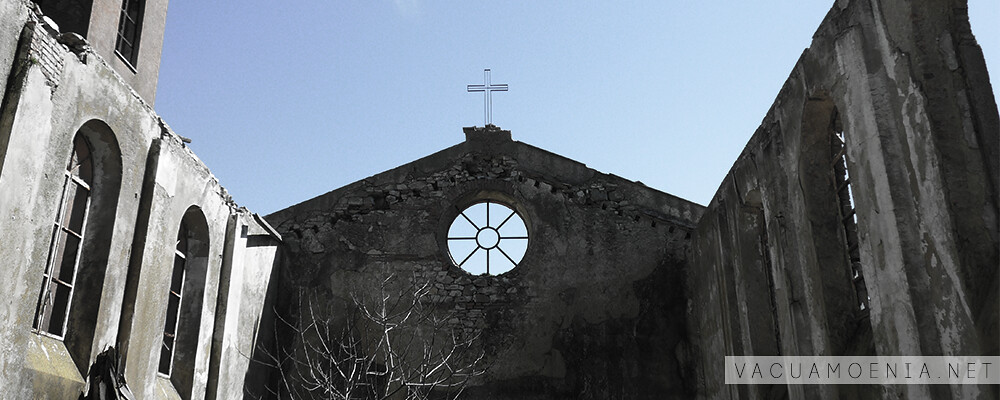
[155, 1, 999, 215]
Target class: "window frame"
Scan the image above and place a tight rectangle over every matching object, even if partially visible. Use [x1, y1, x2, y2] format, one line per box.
[33, 135, 94, 340]
[114, 0, 145, 68]
[158, 222, 189, 377]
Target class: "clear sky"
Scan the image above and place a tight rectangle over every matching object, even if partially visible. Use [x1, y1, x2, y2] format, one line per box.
[155, 1, 999, 215]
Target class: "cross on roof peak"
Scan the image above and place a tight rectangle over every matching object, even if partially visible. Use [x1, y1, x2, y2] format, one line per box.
[467, 69, 508, 126]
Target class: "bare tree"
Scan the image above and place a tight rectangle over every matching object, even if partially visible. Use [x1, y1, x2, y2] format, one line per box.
[249, 273, 486, 400]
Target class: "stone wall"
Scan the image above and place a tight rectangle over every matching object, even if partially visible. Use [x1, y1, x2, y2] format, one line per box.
[686, 0, 998, 399]
[264, 127, 704, 399]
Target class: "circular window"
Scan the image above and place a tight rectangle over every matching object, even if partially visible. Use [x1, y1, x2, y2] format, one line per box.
[447, 201, 528, 275]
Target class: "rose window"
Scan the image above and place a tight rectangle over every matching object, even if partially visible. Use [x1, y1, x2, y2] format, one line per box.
[447, 201, 528, 275]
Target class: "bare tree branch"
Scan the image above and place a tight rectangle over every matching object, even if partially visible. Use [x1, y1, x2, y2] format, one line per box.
[246, 271, 487, 399]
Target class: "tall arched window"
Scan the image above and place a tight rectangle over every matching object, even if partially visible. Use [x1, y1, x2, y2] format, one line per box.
[797, 96, 877, 364]
[158, 207, 209, 396]
[33, 134, 93, 338]
[30, 120, 122, 375]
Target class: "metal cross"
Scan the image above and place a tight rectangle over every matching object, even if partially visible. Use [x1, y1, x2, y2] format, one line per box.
[467, 69, 508, 126]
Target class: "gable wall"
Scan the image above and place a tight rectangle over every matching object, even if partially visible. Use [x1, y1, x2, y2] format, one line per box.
[263, 129, 705, 399]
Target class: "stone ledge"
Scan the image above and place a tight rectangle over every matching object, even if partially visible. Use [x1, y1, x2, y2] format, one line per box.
[154, 375, 183, 400]
[26, 334, 85, 398]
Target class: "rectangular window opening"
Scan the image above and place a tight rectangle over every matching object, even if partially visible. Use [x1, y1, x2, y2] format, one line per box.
[115, 0, 145, 67]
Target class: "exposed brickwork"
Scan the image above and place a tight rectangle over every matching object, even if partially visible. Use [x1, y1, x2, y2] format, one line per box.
[27, 17, 65, 87]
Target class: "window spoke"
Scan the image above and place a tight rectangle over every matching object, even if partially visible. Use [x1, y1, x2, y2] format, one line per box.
[496, 210, 516, 229]
[458, 247, 479, 267]
[496, 246, 518, 266]
[460, 211, 479, 230]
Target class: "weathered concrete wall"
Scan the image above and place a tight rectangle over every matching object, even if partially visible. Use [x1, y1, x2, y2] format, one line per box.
[0, 2, 281, 398]
[686, 0, 998, 399]
[118, 130, 233, 400]
[0, 6, 159, 396]
[0, 1, 30, 233]
[206, 212, 282, 400]
[115, 129, 280, 400]
[265, 127, 705, 399]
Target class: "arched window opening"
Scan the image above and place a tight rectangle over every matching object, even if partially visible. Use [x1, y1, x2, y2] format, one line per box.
[33, 134, 93, 338]
[28, 120, 122, 375]
[799, 97, 873, 357]
[829, 110, 869, 312]
[157, 206, 210, 396]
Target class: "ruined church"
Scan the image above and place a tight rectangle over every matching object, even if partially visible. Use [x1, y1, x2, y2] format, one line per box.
[0, 0, 996, 399]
